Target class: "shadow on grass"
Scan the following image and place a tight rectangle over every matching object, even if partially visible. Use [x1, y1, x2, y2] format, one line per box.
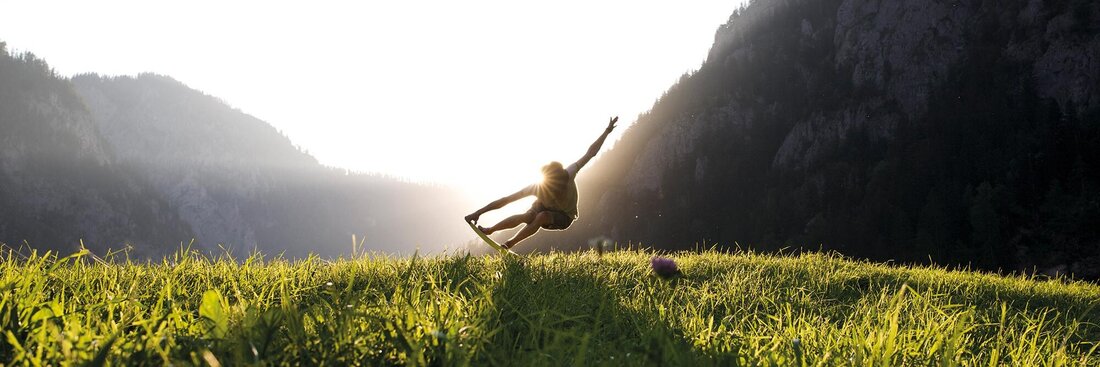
[481, 256, 721, 366]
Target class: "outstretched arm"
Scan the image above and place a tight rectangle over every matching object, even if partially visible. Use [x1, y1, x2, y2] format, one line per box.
[465, 187, 532, 224]
[571, 116, 618, 172]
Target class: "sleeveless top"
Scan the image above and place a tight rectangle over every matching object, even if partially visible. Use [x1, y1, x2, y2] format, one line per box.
[522, 163, 580, 219]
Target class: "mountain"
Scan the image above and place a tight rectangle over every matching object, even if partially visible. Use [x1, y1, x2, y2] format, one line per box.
[0, 43, 472, 257]
[0, 43, 193, 256]
[542, 0, 1100, 278]
[69, 74, 473, 257]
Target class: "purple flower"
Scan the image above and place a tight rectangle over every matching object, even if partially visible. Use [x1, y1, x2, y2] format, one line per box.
[650, 256, 681, 278]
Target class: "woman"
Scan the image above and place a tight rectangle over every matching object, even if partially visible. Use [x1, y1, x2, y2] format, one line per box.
[465, 116, 618, 249]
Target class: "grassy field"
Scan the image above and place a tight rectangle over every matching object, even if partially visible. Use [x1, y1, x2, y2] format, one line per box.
[2, 248, 1099, 366]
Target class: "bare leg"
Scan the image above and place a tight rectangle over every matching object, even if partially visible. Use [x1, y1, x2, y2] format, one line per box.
[483, 212, 534, 235]
[504, 212, 552, 248]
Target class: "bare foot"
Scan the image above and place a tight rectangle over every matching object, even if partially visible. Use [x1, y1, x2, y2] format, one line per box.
[478, 225, 493, 235]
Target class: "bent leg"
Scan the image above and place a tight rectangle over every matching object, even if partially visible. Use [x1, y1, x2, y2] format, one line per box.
[484, 211, 534, 235]
[504, 212, 553, 248]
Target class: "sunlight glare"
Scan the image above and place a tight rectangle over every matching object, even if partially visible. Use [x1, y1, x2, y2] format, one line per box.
[0, 0, 748, 207]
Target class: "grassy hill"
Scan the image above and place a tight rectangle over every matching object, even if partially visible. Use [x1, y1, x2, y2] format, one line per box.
[2, 248, 1098, 365]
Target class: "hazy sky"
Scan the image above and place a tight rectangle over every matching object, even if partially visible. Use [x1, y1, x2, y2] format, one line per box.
[2, 0, 746, 200]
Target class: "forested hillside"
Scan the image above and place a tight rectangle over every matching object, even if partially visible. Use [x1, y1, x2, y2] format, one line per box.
[0, 45, 472, 257]
[71, 74, 472, 257]
[0, 43, 193, 256]
[544, 0, 1100, 278]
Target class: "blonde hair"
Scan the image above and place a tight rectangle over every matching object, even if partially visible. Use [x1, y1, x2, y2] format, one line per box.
[540, 161, 569, 198]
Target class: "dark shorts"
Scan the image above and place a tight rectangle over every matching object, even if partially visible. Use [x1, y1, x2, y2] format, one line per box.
[528, 202, 573, 230]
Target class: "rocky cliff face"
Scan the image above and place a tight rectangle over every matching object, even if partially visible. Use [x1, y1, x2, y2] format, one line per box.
[543, 0, 1100, 278]
[772, 0, 1098, 171]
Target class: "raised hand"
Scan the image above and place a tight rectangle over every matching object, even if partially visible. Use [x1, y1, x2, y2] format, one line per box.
[573, 115, 621, 172]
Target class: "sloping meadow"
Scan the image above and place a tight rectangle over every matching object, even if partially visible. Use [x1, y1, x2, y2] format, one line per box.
[1, 248, 1098, 365]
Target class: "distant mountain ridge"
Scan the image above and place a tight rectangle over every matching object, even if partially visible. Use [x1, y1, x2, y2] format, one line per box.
[0, 44, 193, 255]
[72, 74, 316, 251]
[0, 44, 471, 257]
[544, 0, 1100, 278]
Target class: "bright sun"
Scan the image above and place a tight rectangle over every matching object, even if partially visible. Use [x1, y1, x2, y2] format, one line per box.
[465, 161, 551, 204]
[0, 1, 747, 208]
